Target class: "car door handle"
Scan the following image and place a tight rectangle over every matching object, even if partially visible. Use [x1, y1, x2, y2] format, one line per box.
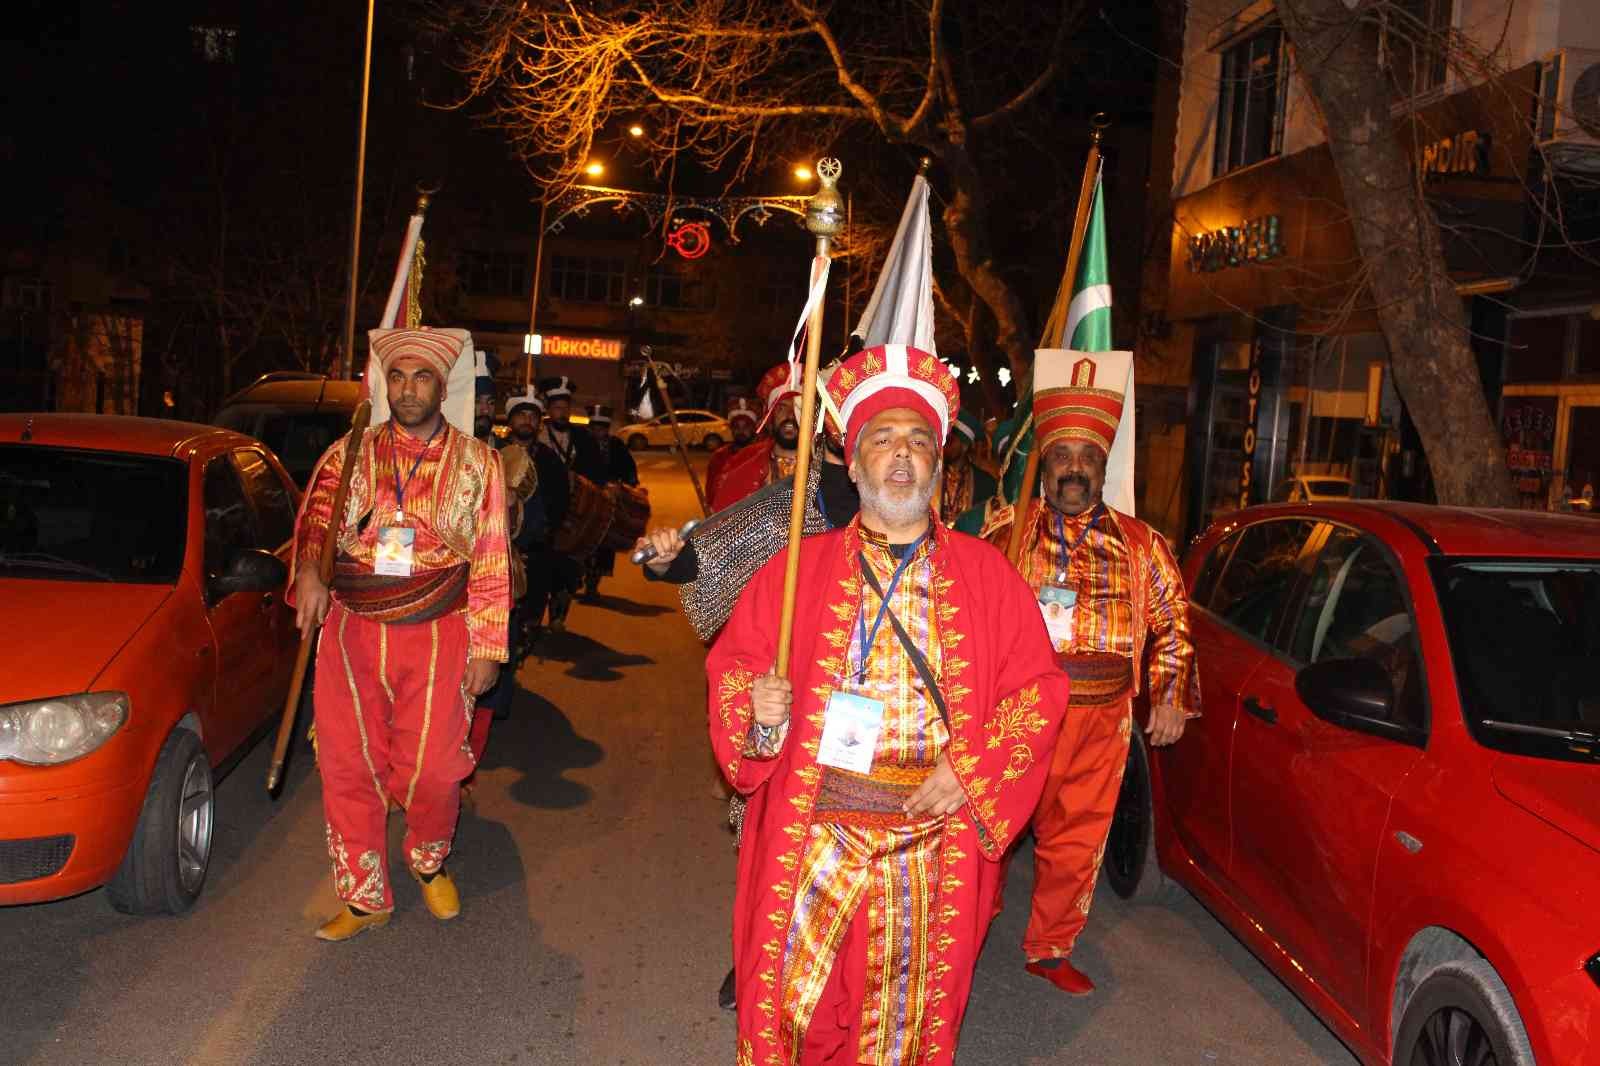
[1243, 696, 1278, 725]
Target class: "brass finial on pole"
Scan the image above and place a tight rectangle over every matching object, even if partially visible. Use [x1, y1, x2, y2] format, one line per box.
[1007, 116, 1110, 565]
[775, 158, 843, 675]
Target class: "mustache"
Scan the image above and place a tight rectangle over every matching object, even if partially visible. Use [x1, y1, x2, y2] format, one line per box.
[1056, 473, 1091, 492]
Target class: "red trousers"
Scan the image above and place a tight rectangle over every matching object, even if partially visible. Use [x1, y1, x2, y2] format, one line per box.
[1022, 697, 1132, 960]
[314, 603, 474, 913]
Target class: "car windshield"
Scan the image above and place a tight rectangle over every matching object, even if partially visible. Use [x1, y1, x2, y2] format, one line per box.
[1306, 480, 1351, 497]
[1434, 559, 1600, 763]
[0, 444, 187, 583]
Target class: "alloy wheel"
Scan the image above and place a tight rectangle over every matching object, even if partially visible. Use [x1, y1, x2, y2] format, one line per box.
[1408, 1005, 1499, 1066]
[175, 756, 214, 895]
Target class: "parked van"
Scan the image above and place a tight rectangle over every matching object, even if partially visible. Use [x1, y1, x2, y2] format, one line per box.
[213, 373, 360, 487]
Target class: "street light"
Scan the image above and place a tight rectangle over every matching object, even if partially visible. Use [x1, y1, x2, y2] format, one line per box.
[629, 295, 645, 308]
[628, 124, 645, 138]
[585, 160, 606, 178]
[793, 165, 813, 182]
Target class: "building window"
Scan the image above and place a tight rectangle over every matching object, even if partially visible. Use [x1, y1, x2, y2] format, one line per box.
[1213, 28, 1286, 177]
[1505, 314, 1573, 384]
[549, 255, 626, 304]
[190, 25, 237, 64]
[1386, 0, 1452, 99]
[756, 281, 803, 313]
[644, 267, 713, 310]
[2, 278, 49, 312]
[459, 250, 528, 297]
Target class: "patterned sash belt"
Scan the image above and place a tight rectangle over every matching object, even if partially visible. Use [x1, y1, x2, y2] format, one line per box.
[815, 764, 936, 829]
[1060, 651, 1135, 709]
[331, 556, 469, 624]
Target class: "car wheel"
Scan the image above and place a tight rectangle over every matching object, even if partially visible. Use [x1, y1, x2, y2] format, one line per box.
[106, 729, 214, 915]
[702, 433, 723, 452]
[627, 434, 648, 451]
[1393, 959, 1534, 1066]
[1101, 733, 1179, 902]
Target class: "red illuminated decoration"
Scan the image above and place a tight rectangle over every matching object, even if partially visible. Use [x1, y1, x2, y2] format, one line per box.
[666, 220, 711, 260]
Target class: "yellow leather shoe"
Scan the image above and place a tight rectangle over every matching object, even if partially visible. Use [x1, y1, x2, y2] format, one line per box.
[314, 907, 391, 942]
[411, 867, 461, 920]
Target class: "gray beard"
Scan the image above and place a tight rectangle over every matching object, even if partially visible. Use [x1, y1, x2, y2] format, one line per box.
[858, 463, 939, 530]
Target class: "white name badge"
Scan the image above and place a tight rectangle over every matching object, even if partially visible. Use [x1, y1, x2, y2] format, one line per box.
[817, 691, 886, 774]
[1038, 585, 1077, 650]
[374, 525, 416, 577]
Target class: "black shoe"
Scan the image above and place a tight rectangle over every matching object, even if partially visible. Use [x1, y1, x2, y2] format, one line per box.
[717, 967, 737, 1011]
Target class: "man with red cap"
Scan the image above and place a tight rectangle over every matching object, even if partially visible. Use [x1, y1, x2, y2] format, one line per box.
[708, 343, 1069, 1065]
[291, 326, 511, 941]
[707, 362, 804, 511]
[703, 394, 760, 504]
[984, 348, 1199, 995]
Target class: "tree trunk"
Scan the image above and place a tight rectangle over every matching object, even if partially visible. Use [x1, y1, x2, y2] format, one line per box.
[1277, 0, 1515, 507]
[936, 143, 1036, 388]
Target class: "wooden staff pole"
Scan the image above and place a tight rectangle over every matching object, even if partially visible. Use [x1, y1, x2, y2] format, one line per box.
[1006, 122, 1107, 565]
[776, 159, 844, 675]
[646, 348, 709, 516]
[267, 400, 372, 793]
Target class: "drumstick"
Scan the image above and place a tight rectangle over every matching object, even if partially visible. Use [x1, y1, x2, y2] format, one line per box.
[631, 519, 701, 565]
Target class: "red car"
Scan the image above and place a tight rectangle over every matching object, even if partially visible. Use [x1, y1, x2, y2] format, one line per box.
[0, 415, 300, 913]
[1104, 502, 1600, 1066]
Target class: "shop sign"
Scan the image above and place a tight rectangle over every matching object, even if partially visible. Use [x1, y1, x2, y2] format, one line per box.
[1237, 338, 1265, 509]
[1186, 215, 1285, 273]
[1420, 129, 1491, 180]
[543, 334, 624, 360]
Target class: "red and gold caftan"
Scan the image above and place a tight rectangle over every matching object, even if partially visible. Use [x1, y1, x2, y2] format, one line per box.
[991, 498, 1198, 960]
[292, 420, 510, 913]
[708, 515, 1070, 1065]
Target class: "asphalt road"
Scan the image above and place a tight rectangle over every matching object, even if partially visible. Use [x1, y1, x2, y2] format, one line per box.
[0, 449, 1361, 1066]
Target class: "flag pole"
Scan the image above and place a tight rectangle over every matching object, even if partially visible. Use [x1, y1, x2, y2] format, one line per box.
[1007, 118, 1107, 565]
[646, 347, 709, 517]
[337, 0, 376, 380]
[776, 159, 844, 676]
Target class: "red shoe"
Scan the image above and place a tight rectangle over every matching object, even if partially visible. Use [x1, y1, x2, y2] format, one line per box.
[1025, 958, 1095, 996]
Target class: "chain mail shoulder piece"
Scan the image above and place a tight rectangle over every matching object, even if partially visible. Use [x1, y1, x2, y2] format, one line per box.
[680, 461, 828, 642]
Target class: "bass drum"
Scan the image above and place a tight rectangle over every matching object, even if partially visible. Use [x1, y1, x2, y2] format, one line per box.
[552, 472, 614, 559]
[602, 482, 651, 553]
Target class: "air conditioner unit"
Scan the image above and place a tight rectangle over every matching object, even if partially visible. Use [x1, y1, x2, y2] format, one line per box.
[1537, 48, 1600, 171]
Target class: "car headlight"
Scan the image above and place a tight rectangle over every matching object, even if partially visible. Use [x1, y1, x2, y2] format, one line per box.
[0, 693, 129, 766]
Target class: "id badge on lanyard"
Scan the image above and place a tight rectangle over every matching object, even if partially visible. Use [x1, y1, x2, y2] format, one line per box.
[376, 422, 437, 577]
[817, 690, 886, 774]
[1038, 585, 1077, 651]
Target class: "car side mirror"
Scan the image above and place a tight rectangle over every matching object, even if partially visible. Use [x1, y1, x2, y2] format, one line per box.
[209, 548, 288, 603]
[1295, 657, 1393, 726]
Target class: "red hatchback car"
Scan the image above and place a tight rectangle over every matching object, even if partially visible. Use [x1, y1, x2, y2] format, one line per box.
[0, 415, 300, 913]
[1103, 502, 1600, 1066]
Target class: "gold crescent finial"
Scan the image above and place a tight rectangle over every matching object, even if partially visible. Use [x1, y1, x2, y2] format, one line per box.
[807, 159, 844, 238]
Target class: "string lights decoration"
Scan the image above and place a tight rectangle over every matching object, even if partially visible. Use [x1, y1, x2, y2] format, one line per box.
[540, 182, 812, 251]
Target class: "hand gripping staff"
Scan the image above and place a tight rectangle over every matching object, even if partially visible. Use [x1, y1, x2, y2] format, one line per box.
[266, 399, 371, 793]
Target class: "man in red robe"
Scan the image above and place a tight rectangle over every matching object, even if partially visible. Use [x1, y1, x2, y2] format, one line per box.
[984, 349, 1199, 994]
[704, 395, 760, 504]
[708, 343, 1070, 1065]
[709, 362, 803, 511]
[292, 326, 510, 941]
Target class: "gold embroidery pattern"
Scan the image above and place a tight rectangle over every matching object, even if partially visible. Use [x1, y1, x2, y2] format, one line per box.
[326, 824, 387, 912]
[378, 622, 396, 704]
[409, 839, 450, 875]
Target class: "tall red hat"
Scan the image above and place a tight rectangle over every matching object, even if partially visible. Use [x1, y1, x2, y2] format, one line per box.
[825, 343, 959, 458]
[756, 362, 800, 416]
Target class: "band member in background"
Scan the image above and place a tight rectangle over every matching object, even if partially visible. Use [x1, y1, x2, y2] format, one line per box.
[704, 395, 759, 504]
[708, 362, 803, 511]
[984, 349, 1199, 995]
[533, 376, 602, 631]
[581, 403, 638, 598]
[940, 408, 997, 527]
[291, 327, 509, 941]
[709, 344, 1069, 1063]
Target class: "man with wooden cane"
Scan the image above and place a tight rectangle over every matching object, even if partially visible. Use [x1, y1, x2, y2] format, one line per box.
[708, 342, 1069, 1064]
[290, 326, 510, 941]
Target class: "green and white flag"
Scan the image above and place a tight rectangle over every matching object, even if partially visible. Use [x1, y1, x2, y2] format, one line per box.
[1060, 170, 1112, 352]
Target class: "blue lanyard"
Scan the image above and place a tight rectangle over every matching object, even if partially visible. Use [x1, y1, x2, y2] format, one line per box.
[854, 534, 926, 683]
[390, 421, 442, 520]
[1054, 505, 1104, 581]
